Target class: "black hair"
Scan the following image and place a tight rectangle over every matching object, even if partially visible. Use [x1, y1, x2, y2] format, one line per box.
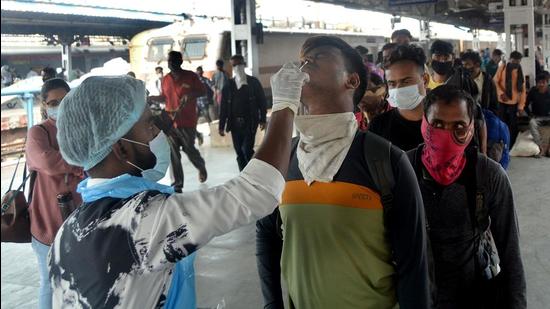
[510, 51, 523, 60]
[41, 67, 57, 81]
[301, 35, 368, 106]
[391, 29, 413, 40]
[155, 66, 163, 72]
[492, 49, 503, 56]
[424, 84, 475, 121]
[41, 78, 70, 102]
[382, 42, 398, 52]
[196, 66, 203, 71]
[168, 51, 183, 62]
[126, 71, 136, 78]
[430, 40, 454, 56]
[216, 59, 224, 67]
[536, 73, 547, 83]
[385, 44, 427, 73]
[230, 54, 245, 63]
[461, 51, 482, 66]
[370, 73, 384, 86]
[355, 45, 369, 56]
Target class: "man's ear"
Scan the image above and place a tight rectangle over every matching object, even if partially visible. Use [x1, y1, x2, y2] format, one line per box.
[345, 72, 360, 90]
[111, 141, 130, 163]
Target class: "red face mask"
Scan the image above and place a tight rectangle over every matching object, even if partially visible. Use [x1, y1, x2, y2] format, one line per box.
[421, 117, 474, 186]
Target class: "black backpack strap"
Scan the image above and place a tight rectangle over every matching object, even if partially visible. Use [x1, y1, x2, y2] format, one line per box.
[475, 155, 490, 230]
[362, 132, 395, 230]
[291, 136, 300, 156]
[26, 124, 50, 203]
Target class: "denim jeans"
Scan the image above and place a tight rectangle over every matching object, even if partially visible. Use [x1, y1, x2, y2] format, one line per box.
[31, 237, 52, 309]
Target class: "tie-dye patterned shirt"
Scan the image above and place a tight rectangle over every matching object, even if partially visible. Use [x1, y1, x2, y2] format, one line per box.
[48, 159, 285, 308]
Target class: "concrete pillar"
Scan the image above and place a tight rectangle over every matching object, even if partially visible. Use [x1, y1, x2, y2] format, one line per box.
[543, 13, 550, 69]
[61, 43, 72, 81]
[503, 0, 536, 85]
[472, 29, 481, 51]
[230, 0, 260, 77]
[419, 20, 431, 42]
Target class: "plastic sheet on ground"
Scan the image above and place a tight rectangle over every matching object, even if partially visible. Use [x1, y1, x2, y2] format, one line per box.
[69, 57, 131, 88]
[510, 131, 540, 157]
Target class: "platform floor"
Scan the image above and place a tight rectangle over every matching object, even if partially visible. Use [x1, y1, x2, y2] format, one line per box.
[2, 135, 549, 308]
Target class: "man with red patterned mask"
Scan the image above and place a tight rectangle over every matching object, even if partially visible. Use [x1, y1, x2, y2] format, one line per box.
[407, 84, 526, 308]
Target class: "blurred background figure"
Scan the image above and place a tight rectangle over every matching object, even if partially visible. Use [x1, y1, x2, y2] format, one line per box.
[41, 67, 57, 82]
[195, 66, 215, 124]
[391, 29, 412, 45]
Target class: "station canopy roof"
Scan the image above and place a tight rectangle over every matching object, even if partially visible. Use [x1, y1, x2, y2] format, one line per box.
[311, 0, 550, 32]
[0, 0, 181, 38]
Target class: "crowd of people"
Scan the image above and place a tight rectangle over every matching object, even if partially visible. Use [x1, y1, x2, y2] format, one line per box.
[12, 26, 550, 309]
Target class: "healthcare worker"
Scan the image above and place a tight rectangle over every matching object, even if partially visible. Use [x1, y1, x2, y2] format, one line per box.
[49, 67, 308, 308]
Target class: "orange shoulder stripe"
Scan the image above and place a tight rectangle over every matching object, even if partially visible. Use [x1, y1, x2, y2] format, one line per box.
[281, 180, 382, 210]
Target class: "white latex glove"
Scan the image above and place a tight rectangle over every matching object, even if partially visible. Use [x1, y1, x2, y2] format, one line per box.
[270, 62, 310, 114]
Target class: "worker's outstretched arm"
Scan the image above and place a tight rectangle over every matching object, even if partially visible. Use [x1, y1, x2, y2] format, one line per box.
[254, 62, 309, 177]
[133, 63, 310, 267]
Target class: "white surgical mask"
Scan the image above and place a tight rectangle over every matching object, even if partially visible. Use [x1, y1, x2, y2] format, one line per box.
[388, 84, 425, 110]
[121, 131, 171, 182]
[47, 106, 59, 120]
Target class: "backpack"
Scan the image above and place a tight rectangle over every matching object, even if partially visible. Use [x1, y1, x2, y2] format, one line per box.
[1, 124, 47, 243]
[361, 132, 395, 234]
[483, 109, 510, 169]
[462, 154, 501, 281]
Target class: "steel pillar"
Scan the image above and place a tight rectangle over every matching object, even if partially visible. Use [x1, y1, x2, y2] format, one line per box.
[503, 0, 536, 84]
[543, 13, 550, 69]
[472, 29, 481, 51]
[61, 43, 72, 81]
[230, 0, 260, 77]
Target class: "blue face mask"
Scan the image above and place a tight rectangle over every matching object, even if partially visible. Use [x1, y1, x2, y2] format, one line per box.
[47, 106, 59, 120]
[121, 131, 171, 182]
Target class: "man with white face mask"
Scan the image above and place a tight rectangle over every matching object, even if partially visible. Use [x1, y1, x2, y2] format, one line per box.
[368, 44, 429, 151]
[256, 36, 429, 309]
[219, 54, 268, 171]
[49, 75, 301, 308]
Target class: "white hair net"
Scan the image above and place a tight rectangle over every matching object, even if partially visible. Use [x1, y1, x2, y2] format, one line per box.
[56, 75, 147, 171]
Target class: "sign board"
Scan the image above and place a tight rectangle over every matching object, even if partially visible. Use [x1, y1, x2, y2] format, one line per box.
[389, 0, 437, 6]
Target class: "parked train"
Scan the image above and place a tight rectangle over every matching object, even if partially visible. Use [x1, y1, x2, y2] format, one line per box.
[129, 19, 498, 100]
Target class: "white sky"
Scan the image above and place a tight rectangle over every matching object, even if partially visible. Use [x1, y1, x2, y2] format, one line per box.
[22, 0, 500, 41]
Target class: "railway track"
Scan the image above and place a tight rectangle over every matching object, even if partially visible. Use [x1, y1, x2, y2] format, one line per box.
[1, 140, 25, 160]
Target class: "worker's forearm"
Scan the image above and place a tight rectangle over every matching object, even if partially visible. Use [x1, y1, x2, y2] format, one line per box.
[254, 109, 294, 177]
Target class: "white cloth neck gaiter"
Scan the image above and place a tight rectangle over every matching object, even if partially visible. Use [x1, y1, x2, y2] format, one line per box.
[233, 65, 248, 89]
[294, 112, 358, 185]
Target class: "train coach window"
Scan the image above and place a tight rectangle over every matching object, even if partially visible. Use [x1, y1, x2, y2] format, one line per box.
[147, 38, 174, 62]
[181, 38, 208, 60]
